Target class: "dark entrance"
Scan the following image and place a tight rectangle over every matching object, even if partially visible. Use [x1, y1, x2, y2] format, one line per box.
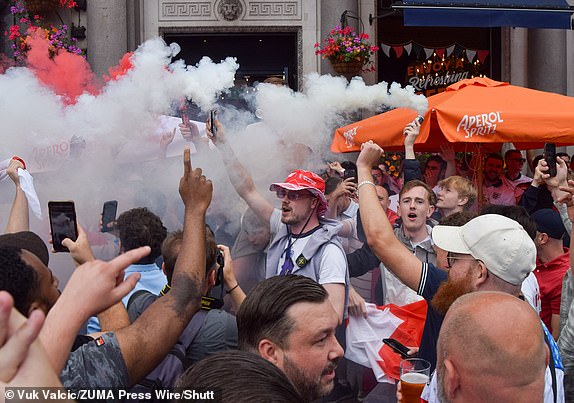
[163, 31, 298, 90]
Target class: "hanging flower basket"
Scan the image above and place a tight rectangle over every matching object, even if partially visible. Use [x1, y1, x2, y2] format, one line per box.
[330, 59, 364, 77]
[25, 0, 60, 14]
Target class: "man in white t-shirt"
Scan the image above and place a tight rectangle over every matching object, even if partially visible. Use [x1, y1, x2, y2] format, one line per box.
[209, 120, 348, 321]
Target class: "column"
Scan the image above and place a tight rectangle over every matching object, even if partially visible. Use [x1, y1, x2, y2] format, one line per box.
[87, 0, 128, 77]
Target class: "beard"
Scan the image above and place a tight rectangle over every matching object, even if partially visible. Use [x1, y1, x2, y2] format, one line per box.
[431, 271, 475, 315]
[282, 354, 337, 402]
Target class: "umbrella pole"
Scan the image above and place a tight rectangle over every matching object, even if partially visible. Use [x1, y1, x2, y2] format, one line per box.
[474, 147, 484, 211]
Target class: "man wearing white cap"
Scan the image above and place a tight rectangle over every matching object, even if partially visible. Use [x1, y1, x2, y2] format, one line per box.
[209, 120, 348, 321]
[356, 141, 564, 402]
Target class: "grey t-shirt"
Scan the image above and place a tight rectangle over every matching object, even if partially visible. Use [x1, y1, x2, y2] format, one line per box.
[61, 332, 129, 389]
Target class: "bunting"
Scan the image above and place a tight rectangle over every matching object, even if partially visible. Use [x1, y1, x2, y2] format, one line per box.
[379, 40, 488, 63]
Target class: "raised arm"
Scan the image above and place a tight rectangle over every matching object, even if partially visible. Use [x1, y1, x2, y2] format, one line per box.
[357, 141, 423, 291]
[40, 247, 147, 374]
[4, 159, 29, 233]
[115, 147, 211, 385]
[207, 119, 274, 225]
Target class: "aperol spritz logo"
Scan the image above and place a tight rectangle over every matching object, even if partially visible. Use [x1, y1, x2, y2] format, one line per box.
[343, 126, 359, 148]
[456, 112, 503, 139]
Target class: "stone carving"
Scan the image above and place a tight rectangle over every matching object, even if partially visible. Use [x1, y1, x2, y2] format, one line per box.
[248, 2, 298, 16]
[162, 2, 212, 17]
[217, 0, 244, 21]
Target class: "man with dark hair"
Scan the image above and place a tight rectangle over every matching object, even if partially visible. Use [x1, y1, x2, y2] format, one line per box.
[128, 225, 237, 369]
[504, 149, 532, 191]
[176, 350, 303, 403]
[531, 208, 569, 339]
[237, 275, 344, 402]
[483, 153, 521, 205]
[0, 247, 59, 316]
[87, 207, 168, 333]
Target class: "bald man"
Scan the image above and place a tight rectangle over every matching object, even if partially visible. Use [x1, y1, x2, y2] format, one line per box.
[436, 292, 547, 403]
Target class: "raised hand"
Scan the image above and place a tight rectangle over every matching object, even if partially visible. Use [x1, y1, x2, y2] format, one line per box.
[357, 141, 384, 169]
[56, 247, 150, 317]
[179, 147, 213, 212]
[62, 223, 95, 266]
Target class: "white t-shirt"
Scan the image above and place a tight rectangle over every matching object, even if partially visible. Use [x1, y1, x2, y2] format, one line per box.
[270, 210, 346, 285]
[522, 271, 542, 315]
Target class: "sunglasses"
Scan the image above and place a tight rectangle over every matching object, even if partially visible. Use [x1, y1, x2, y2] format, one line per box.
[276, 189, 312, 201]
[510, 158, 526, 163]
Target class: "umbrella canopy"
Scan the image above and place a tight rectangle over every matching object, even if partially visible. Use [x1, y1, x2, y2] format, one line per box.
[331, 77, 574, 153]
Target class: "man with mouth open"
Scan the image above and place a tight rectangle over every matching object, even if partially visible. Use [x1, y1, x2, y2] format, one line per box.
[208, 120, 348, 322]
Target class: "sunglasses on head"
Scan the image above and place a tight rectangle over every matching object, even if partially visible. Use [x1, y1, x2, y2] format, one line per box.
[276, 189, 312, 201]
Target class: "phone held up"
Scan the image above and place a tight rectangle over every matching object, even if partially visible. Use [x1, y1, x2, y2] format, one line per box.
[544, 143, 557, 178]
[382, 338, 412, 359]
[101, 200, 118, 233]
[209, 110, 217, 138]
[48, 201, 78, 253]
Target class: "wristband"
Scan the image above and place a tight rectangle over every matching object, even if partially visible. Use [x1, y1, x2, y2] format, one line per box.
[357, 180, 376, 191]
[226, 284, 240, 294]
[11, 156, 26, 170]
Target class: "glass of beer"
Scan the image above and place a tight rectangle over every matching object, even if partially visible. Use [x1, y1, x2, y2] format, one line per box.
[399, 358, 431, 403]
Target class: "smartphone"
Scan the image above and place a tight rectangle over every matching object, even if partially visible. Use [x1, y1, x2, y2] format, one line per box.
[544, 143, 557, 177]
[101, 200, 118, 233]
[48, 201, 78, 253]
[416, 115, 424, 124]
[210, 110, 217, 137]
[382, 338, 412, 359]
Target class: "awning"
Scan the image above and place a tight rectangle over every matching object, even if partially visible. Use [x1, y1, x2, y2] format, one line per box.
[395, 0, 574, 29]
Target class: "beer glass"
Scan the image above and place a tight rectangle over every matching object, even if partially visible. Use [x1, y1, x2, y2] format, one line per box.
[399, 358, 431, 403]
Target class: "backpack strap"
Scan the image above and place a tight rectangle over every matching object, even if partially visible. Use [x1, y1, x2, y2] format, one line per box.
[543, 329, 557, 403]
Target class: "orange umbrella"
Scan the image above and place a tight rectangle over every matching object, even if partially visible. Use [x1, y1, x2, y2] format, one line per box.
[331, 77, 574, 153]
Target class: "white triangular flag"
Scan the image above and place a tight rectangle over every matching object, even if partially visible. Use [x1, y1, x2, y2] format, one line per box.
[380, 44, 391, 58]
[404, 43, 412, 55]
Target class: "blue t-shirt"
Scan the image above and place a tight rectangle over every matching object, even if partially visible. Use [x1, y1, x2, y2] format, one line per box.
[417, 262, 448, 373]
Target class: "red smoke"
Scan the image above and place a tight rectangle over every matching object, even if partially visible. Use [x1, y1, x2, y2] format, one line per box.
[105, 52, 134, 81]
[26, 31, 99, 105]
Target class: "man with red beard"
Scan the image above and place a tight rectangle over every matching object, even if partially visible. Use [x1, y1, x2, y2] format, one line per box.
[237, 275, 344, 402]
[209, 120, 348, 321]
[355, 141, 537, 372]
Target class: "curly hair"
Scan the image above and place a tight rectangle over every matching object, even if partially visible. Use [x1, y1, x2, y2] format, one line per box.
[116, 207, 167, 264]
[0, 247, 39, 315]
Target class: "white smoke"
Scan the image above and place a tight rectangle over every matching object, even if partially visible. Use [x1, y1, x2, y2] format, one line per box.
[0, 36, 427, 285]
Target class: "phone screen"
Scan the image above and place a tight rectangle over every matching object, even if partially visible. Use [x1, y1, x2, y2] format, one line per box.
[48, 201, 78, 253]
[101, 200, 118, 233]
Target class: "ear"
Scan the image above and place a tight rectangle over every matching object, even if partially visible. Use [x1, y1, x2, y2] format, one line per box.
[539, 233, 549, 245]
[475, 261, 489, 287]
[456, 196, 469, 207]
[443, 358, 461, 401]
[28, 301, 47, 316]
[427, 204, 435, 218]
[207, 269, 216, 287]
[258, 339, 283, 367]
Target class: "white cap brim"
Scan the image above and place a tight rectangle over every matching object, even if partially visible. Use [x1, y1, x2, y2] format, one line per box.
[431, 225, 472, 254]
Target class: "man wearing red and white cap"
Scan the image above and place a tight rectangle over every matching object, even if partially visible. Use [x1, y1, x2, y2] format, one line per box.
[209, 121, 348, 322]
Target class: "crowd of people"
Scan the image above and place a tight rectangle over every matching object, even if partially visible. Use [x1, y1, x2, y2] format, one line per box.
[1, 111, 574, 403]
